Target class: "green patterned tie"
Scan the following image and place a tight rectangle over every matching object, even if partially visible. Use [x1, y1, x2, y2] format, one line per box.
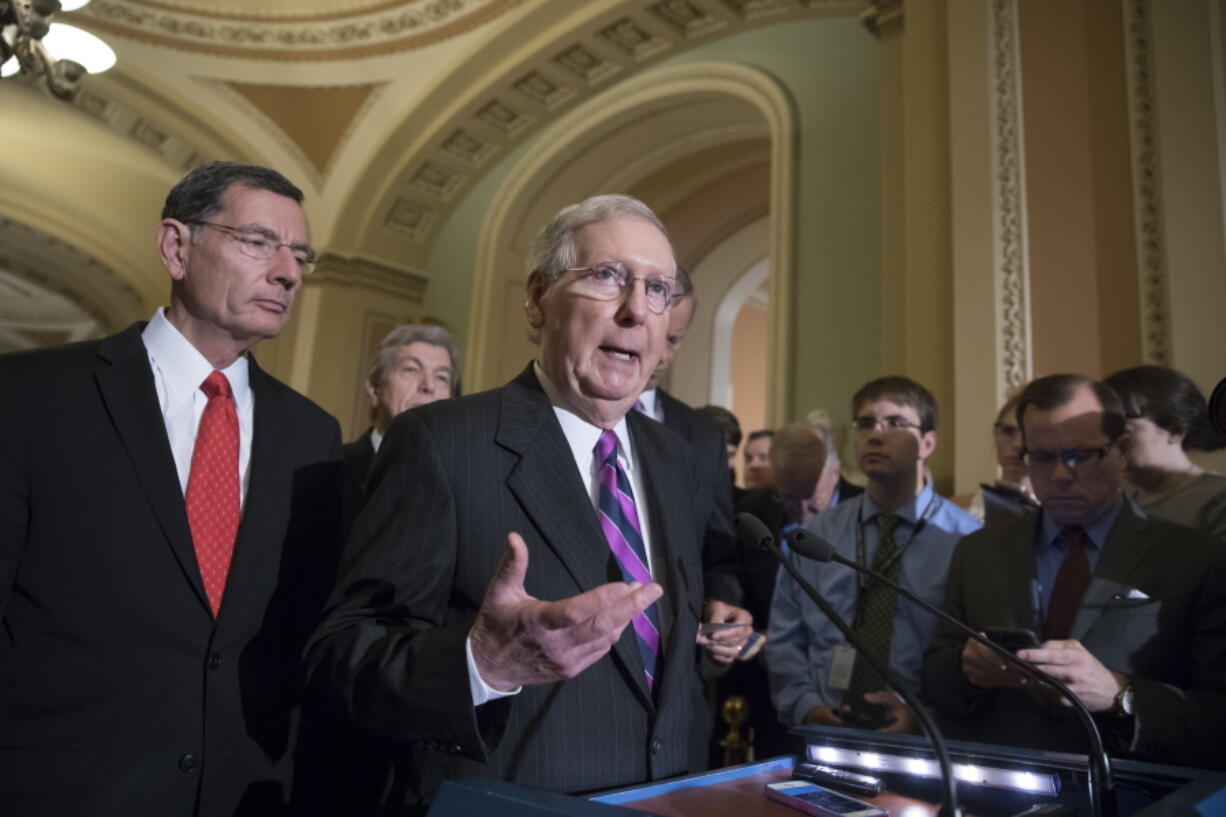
[844, 514, 901, 711]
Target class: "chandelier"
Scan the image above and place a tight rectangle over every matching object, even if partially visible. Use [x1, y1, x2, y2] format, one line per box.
[1, 0, 115, 100]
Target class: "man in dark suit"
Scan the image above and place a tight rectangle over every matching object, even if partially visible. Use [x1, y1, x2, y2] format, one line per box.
[343, 324, 460, 532]
[305, 194, 749, 809]
[923, 373, 1226, 767]
[0, 162, 342, 816]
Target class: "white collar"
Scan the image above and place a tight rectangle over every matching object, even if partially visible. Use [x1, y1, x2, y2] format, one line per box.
[533, 361, 635, 473]
[143, 307, 251, 407]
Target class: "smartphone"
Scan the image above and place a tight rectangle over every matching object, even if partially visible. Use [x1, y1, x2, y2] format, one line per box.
[985, 627, 1041, 653]
[836, 702, 895, 731]
[765, 780, 887, 817]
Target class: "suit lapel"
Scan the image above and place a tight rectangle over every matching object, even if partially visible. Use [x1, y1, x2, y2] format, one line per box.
[1003, 514, 1043, 631]
[218, 360, 282, 625]
[498, 367, 657, 706]
[94, 325, 210, 613]
[630, 412, 698, 707]
[1072, 501, 1152, 641]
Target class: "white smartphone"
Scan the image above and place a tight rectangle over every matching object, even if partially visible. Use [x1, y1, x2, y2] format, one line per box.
[764, 780, 888, 817]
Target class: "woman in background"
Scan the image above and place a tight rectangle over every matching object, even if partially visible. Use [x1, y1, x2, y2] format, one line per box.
[1105, 365, 1226, 541]
[969, 393, 1039, 526]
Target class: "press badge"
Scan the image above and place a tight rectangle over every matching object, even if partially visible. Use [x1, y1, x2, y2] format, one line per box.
[829, 644, 856, 690]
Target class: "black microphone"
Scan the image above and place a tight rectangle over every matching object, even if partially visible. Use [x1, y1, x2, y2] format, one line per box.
[734, 513, 963, 817]
[789, 527, 1115, 817]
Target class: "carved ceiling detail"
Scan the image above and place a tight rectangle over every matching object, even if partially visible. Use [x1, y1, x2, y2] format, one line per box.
[73, 0, 521, 60]
[373, 0, 860, 249]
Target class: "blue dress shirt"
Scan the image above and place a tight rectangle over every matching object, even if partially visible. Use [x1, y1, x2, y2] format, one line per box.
[766, 481, 981, 726]
[1032, 493, 1125, 620]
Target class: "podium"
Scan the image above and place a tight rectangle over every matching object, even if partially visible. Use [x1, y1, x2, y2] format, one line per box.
[429, 728, 1226, 816]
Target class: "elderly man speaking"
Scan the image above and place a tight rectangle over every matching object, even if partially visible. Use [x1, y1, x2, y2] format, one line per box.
[306, 195, 749, 809]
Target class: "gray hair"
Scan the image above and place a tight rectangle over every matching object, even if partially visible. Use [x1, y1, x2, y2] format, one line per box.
[366, 324, 461, 396]
[525, 194, 672, 281]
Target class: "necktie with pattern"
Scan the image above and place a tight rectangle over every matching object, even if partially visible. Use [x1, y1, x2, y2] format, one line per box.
[1045, 525, 1090, 640]
[844, 513, 901, 710]
[185, 370, 240, 617]
[595, 429, 661, 693]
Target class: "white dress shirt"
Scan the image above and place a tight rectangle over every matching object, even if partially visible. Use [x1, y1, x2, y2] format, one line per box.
[141, 308, 254, 506]
[468, 363, 664, 706]
[635, 387, 665, 423]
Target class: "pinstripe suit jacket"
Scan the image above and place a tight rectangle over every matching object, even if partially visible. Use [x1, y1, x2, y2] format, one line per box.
[304, 366, 707, 808]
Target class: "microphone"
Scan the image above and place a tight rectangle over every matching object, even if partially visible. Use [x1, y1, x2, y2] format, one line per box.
[734, 513, 963, 817]
[789, 527, 1115, 817]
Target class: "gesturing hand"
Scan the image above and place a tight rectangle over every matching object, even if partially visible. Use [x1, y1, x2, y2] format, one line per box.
[469, 532, 664, 692]
[961, 634, 1030, 690]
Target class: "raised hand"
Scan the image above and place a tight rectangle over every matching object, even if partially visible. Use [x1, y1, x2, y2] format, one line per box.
[469, 532, 663, 691]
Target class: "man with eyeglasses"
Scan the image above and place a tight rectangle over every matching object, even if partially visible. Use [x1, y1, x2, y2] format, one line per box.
[0, 161, 342, 816]
[305, 194, 751, 809]
[768, 376, 980, 735]
[923, 373, 1226, 768]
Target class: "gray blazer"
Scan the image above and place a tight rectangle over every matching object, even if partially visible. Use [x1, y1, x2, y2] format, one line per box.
[922, 500, 1226, 768]
[305, 365, 707, 807]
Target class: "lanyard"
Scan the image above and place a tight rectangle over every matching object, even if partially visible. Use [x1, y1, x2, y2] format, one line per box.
[854, 491, 942, 593]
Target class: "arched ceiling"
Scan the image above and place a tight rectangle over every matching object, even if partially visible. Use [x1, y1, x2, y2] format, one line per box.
[1, 0, 863, 349]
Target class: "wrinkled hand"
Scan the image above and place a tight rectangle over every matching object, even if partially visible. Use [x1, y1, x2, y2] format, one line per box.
[863, 690, 917, 734]
[802, 705, 846, 727]
[470, 532, 663, 691]
[1018, 640, 1125, 712]
[696, 600, 753, 664]
[961, 633, 1030, 689]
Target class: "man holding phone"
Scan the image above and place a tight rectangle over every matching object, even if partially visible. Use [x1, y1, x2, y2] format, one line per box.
[923, 374, 1226, 768]
[767, 377, 980, 733]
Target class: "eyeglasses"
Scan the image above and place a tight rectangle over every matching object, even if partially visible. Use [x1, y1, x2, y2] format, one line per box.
[853, 415, 924, 433]
[564, 262, 685, 315]
[1022, 443, 1113, 470]
[189, 221, 316, 270]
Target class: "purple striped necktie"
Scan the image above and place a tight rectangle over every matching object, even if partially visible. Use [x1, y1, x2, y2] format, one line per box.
[595, 429, 661, 693]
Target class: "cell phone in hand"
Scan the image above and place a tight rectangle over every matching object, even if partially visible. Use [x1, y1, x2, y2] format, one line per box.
[765, 780, 887, 817]
[837, 701, 895, 731]
[985, 627, 1041, 653]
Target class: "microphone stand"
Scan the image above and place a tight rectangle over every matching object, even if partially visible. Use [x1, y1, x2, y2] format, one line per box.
[790, 528, 1115, 817]
[733, 513, 963, 817]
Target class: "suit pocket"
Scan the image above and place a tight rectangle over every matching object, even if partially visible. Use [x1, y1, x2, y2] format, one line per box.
[0, 745, 96, 794]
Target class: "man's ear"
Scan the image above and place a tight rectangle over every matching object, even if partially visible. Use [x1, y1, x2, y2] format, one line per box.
[365, 380, 379, 408]
[918, 429, 938, 461]
[523, 270, 549, 329]
[158, 219, 192, 281]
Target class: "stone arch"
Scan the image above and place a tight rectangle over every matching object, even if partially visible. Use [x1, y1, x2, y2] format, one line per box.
[465, 60, 795, 422]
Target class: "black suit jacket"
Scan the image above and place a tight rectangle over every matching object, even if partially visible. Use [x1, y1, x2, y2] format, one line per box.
[341, 429, 376, 534]
[655, 389, 739, 608]
[922, 501, 1226, 768]
[305, 366, 707, 807]
[0, 323, 342, 817]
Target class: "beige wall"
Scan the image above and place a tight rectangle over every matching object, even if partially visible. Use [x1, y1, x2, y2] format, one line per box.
[730, 300, 768, 440]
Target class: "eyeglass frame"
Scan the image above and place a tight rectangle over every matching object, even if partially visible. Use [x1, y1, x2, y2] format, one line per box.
[561, 262, 685, 315]
[187, 220, 317, 269]
[1021, 441, 1114, 471]
[852, 414, 927, 434]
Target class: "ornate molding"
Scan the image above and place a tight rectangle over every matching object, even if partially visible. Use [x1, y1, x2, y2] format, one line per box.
[0, 215, 145, 336]
[989, 0, 1031, 394]
[1123, 0, 1169, 365]
[860, 0, 902, 39]
[75, 0, 519, 60]
[354, 0, 860, 256]
[310, 253, 427, 300]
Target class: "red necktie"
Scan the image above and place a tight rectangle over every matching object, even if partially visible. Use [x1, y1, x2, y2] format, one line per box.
[1045, 525, 1090, 640]
[185, 370, 240, 616]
